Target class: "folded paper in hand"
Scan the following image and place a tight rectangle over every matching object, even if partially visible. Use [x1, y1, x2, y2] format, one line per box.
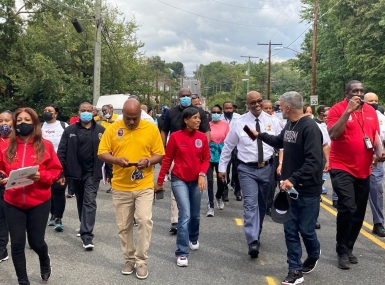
[5, 166, 39, 190]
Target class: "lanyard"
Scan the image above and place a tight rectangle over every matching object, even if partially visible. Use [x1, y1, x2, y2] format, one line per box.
[353, 111, 367, 137]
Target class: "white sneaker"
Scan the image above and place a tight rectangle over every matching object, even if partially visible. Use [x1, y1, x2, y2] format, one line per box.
[76, 229, 81, 237]
[206, 208, 214, 217]
[176, 256, 188, 267]
[189, 241, 199, 251]
[216, 198, 224, 210]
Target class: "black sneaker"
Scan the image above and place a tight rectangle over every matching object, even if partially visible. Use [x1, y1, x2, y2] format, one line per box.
[54, 219, 63, 232]
[169, 223, 177, 234]
[302, 257, 319, 274]
[347, 250, 358, 264]
[248, 241, 260, 258]
[282, 270, 304, 285]
[83, 240, 95, 250]
[338, 254, 350, 269]
[40, 254, 51, 281]
[0, 248, 9, 263]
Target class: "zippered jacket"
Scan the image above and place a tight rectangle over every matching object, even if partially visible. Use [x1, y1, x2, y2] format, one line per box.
[0, 137, 63, 209]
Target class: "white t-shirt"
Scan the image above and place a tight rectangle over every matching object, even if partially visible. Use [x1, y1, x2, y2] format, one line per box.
[115, 110, 155, 123]
[41, 121, 68, 152]
[316, 121, 331, 146]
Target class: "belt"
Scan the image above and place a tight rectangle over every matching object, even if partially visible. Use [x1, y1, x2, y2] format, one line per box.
[238, 157, 272, 168]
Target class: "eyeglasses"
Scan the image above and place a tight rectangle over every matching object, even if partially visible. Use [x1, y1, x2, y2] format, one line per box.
[191, 95, 200, 99]
[247, 98, 263, 106]
[211, 111, 221, 114]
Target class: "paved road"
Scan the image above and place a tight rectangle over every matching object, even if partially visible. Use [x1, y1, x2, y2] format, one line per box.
[183, 77, 200, 95]
[2, 166, 385, 285]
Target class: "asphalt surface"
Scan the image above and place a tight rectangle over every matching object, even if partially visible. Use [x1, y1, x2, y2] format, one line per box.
[2, 166, 385, 285]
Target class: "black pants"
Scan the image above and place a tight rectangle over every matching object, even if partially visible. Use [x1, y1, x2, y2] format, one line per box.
[0, 198, 9, 253]
[207, 162, 226, 208]
[5, 200, 50, 284]
[330, 169, 370, 255]
[266, 153, 279, 210]
[72, 176, 100, 243]
[67, 179, 75, 196]
[50, 181, 67, 219]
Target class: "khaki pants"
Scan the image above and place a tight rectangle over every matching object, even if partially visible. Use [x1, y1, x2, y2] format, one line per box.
[112, 188, 153, 266]
[169, 161, 178, 224]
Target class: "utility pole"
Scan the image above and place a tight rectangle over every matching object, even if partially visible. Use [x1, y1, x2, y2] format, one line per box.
[241, 55, 258, 94]
[92, 0, 102, 106]
[258, 41, 282, 100]
[311, 0, 319, 98]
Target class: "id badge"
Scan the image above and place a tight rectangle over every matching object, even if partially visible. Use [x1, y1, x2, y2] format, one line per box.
[364, 137, 373, 149]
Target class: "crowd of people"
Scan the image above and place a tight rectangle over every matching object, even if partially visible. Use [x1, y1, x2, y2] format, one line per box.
[0, 80, 384, 285]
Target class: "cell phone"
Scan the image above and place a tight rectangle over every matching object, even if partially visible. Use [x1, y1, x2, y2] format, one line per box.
[128, 162, 138, 167]
[243, 125, 256, 141]
[360, 99, 365, 105]
[155, 190, 164, 200]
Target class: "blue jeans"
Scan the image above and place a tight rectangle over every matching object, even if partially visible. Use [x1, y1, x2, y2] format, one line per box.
[284, 195, 320, 271]
[171, 174, 203, 257]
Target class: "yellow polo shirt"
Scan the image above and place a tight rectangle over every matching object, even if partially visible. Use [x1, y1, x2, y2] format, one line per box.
[98, 119, 164, 191]
[101, 113, 119, 129]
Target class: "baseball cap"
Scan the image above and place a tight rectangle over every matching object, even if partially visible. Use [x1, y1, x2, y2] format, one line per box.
[271, 191, 291, 224]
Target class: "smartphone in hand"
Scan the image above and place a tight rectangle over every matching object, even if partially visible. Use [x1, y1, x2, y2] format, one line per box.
[128, 162, 138, 167]
[243, 125, 256, 141]
[155, 190, 165, 200]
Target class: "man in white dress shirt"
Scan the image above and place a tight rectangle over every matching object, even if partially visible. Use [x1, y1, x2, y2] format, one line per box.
[364, 92, 385, 237]
[218, 91, 282, 258]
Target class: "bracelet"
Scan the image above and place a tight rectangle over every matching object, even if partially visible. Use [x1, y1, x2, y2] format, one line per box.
[145, 158, 151, 167]
[199, 172, 206, 177]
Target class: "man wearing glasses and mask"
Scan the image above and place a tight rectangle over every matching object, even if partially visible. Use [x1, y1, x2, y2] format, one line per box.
[161, 88, 210, 234]
[218, 91, 282, 259]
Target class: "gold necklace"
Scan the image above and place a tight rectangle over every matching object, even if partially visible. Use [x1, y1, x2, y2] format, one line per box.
[289, 116, 304, 131]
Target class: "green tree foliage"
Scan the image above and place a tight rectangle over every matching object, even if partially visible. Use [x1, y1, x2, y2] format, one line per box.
[298, 0, 385, 106]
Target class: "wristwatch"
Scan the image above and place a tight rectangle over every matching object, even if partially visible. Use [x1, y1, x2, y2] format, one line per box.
[199, 172, 206, 177]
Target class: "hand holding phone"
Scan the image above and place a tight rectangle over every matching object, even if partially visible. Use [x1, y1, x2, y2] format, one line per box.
[243, 125, 257, 141]
[155, 190, 165, 200]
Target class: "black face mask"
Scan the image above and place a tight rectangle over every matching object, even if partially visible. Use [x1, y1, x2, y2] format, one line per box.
[16, 123, 34, 136]
[369, 103, 378, 111]
[223, 111, 233, 118]
[274, 106, 280, 112]
[43, 112, 54, 122]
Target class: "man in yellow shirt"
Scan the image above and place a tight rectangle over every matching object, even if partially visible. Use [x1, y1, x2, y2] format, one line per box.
[98, 98, 164, 280]
[100, 104, 119, 129]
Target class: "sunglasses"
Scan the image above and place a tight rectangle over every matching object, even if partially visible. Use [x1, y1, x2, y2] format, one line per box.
[180, 94, 191, 98]
[211, 111, 221, 114]
[191, 95, 200, 99]
[247, 98, 263, 106]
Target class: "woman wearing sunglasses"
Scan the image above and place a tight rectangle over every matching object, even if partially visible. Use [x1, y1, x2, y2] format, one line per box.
[206, 105, 230, 217]
[155, 107, 210, 267]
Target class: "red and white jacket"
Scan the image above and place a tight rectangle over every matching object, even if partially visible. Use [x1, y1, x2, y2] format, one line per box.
[0, 137, 63, 209]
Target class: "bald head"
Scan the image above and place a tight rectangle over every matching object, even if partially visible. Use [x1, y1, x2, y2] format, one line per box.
[364, 92, 378, 103]
[178, 88, 192, 98]
[122, 98, 141, 129]
[246, 91, 262, 101]
[262, 100, 273, 115]
[246, 91, 263, 117]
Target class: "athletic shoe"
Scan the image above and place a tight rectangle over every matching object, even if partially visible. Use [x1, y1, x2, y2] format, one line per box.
[189, 241, 199, 251]
[83, 241, 94, 250]
[76, 229, 81, 237]
[338, 254, 350, 269]
[216, 198, 224, 210]
[302, 257, 319, 274]
[0, 249, 9, 263]
[40, 254, 51, 281]
[106, 188, 111, 193]
[206, 208, 214, 217]
[176, 256, 188, 267]
[65, 193, 74, 198]
[121, 262, 134, 275]
[169, 223, 177, 234]
[322, 187, 327, 195]
[347, 250, 358, 264]
[54, 219, 63, 232]
[47, 215, 55, 226]
[282, 270, 304, 285]
[136, 264, 148, 279]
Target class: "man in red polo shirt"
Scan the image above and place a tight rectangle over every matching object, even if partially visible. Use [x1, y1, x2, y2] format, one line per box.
[328, 80, 382, 270]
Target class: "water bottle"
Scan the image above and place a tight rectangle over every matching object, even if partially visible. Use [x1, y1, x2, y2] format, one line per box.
[322, 173, 328, 181]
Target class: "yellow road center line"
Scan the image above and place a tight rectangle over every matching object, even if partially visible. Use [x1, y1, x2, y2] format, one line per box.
[235, 218, 243, 226]
[322, 196, 374, 231]
[320, 201, 385, 250]
[266, 276, 276, 285]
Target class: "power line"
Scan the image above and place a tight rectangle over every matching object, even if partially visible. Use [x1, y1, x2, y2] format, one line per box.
[101, 29, 126, 76]
[209, 0, 297, 10]
[49, 0, 92, 18]
[155, 0, 298, 28]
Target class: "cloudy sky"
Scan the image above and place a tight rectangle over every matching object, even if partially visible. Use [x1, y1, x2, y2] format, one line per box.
[112, 0, 311, 75]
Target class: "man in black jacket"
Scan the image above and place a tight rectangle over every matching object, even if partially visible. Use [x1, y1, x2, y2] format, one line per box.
[57, 102, 111, 250]
[252, 91, 323, 285]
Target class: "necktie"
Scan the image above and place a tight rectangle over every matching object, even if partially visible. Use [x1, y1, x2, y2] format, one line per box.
[255, 119, 264, 163]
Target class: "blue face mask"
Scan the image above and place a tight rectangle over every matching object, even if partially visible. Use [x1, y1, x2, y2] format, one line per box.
[104, 113, 111, 119]
[0, 125, 12, 137]
[80, 112, 93, 123]
[211, 114, 221, 121]
[180, 97, 191, 107]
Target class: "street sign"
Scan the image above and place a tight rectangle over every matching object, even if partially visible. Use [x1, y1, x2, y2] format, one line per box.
[310, 95, 318, 106]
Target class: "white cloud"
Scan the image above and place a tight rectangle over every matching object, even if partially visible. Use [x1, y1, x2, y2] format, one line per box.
[111, 0, 309, 75]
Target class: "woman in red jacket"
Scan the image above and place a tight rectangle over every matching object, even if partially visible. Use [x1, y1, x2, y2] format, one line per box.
[0, 108, 62, 285]
[0, 110, 13, 264]
[155, 107, 210, 267]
